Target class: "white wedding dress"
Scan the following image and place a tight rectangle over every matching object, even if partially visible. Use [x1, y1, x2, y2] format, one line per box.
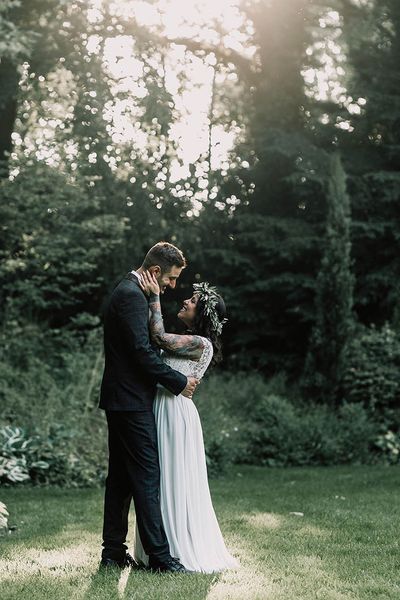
[133, 337, 239, 573]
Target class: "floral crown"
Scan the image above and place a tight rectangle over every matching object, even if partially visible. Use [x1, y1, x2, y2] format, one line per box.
[193, 281, 228, 336]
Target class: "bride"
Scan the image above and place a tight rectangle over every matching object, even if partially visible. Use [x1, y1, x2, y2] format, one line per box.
[133, 271, 239, 573]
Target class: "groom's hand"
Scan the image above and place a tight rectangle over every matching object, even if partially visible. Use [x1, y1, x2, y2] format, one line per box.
[181, 376, 200, 399]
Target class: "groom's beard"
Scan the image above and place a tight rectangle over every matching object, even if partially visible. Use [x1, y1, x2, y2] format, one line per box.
[157, 279, 166, 294]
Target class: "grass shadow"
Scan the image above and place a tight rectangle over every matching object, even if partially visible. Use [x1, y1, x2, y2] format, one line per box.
[83, 567, 218, 600]
[123, 570, 219, 600]
[83, 567, 121, 600]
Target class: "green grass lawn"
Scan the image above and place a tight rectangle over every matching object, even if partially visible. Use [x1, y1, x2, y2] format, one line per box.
[0, 465, 399, 600]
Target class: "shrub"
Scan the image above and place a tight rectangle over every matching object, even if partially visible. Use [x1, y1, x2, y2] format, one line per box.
[0, 354, 394, 484]
[29, 423, 107, 487]
[195, 373, 246, 476]
[375, 430, 400, 465]
[318, 402, 378, 465]
[196, 372, 382, 471]
[0, 161, 127, 327]
[0, 322, 104, 428]
[0, 424, 106, 488]
[0, 326, 108, 487]
[0, 426, 48, 484]
[342, 323, 400, 424]
[241, 396, 377, 467]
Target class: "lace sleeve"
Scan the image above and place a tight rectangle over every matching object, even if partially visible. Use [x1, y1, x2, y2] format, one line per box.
[192, 338, 214, 379]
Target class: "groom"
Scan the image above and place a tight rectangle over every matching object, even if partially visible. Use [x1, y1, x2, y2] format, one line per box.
[99, 241, 198, 573]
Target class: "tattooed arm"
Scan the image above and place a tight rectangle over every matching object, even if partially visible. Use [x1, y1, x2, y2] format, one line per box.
[139, 269, 204, 359]
[148, 292, 204, 360]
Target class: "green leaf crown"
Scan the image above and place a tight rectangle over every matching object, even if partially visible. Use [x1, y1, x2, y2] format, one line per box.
[193, 281, 227, 336]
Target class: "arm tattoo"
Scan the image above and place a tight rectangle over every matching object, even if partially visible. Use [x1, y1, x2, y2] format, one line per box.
[148, 293, 204, 360]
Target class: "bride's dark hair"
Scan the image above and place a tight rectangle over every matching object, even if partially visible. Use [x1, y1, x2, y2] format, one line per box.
[189, 294, 227, 366]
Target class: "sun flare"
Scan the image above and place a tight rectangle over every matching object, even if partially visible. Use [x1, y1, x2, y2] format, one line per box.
[85, 0, 252, 185]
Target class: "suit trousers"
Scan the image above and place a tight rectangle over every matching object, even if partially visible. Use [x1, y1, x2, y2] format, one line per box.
[102, 410, 171, 564]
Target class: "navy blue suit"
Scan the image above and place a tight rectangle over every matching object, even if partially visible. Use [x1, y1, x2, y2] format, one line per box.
[99, 273, 187, 564]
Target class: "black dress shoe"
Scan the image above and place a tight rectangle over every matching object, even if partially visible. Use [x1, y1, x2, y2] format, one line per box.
[100, 553, 140, 570]
[148, 558, 191, 574]
[124, 553, 142, 569]
[171, 557, 186, 569]
[99, 557, 124, 570]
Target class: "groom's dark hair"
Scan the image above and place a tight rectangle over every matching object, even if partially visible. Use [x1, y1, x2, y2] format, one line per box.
[143, 241, 186, 272]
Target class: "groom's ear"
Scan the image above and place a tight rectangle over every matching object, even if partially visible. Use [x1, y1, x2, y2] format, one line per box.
[149, 265, 161, 276]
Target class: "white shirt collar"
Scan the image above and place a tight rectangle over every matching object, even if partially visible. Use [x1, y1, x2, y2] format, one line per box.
[130, 269, 143, 282]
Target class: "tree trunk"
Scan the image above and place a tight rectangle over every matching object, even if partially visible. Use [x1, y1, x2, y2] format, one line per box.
[0, 59, 19, 178]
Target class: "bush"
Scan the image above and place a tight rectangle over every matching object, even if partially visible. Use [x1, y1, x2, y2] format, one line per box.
[375, 430, 400, 465]
[0, 349, 394, 484]
[196, 372, 386, 472]
[0, 326, 108, 487]
[0, 322, 103, 428]
[195, 373, 246, 476]
[342, 323, 400, 425]
[0, 426, 48, 484]
[195, 371, 295, 473]
[241, 396, 377, 467]
[0, 424, 106, 488]
[32, 424, 107, 487]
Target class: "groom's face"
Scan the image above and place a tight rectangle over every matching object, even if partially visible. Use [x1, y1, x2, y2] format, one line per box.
[153, 264, 183, 294]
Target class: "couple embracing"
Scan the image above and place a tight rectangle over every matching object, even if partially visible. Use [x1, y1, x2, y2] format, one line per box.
[99, 241, 239, 574]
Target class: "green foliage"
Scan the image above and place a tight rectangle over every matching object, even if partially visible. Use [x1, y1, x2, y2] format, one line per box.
[0, 1, 37, 62]
[187, 0, 328, 376]
[303, 153, 355, 401]
[241, 396, 376, 468]
[0, 420, 106, 488]
[342, 323, 400, 423]
[0, 324, 107, 487]
[0, 162, 127, 323]
[183, 208, 321, 375]
[29, 424, 106, 487]
[1, 0, 399, 484]
[0, 319, 102, 424]
[196, 372, 381, 474]
[195, 373, 246, 476]
[0, 426, 48, 484]
[0, 0, 90, 171]
[375, 430, 400, 465]
[0, 364, 394, 484]
[338, 1, 400, 326]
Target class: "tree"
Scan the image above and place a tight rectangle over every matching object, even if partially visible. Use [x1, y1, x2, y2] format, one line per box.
[0, 161, 127, 325]
[302, 152, 354, 402]
[186, 0, 328, 374]
[316, 0, 400, 326]
[0, 1, 82, 175]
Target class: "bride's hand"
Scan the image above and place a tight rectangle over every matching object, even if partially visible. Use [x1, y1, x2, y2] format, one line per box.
[140, 270, 161, 296]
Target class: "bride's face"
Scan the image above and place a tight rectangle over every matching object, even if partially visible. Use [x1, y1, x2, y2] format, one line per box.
[177, 293, 199, 326]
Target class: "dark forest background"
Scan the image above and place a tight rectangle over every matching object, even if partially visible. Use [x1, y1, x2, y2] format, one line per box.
[1, 0, 400, 485]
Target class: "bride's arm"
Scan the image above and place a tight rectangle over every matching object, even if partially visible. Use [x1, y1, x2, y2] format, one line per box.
[148, 292, 204, 360]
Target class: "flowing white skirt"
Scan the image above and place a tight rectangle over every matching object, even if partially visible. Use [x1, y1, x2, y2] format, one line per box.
[133, 388, 239, 573]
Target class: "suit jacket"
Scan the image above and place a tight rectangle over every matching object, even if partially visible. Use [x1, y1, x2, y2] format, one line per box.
[99, 273, 187, 411]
